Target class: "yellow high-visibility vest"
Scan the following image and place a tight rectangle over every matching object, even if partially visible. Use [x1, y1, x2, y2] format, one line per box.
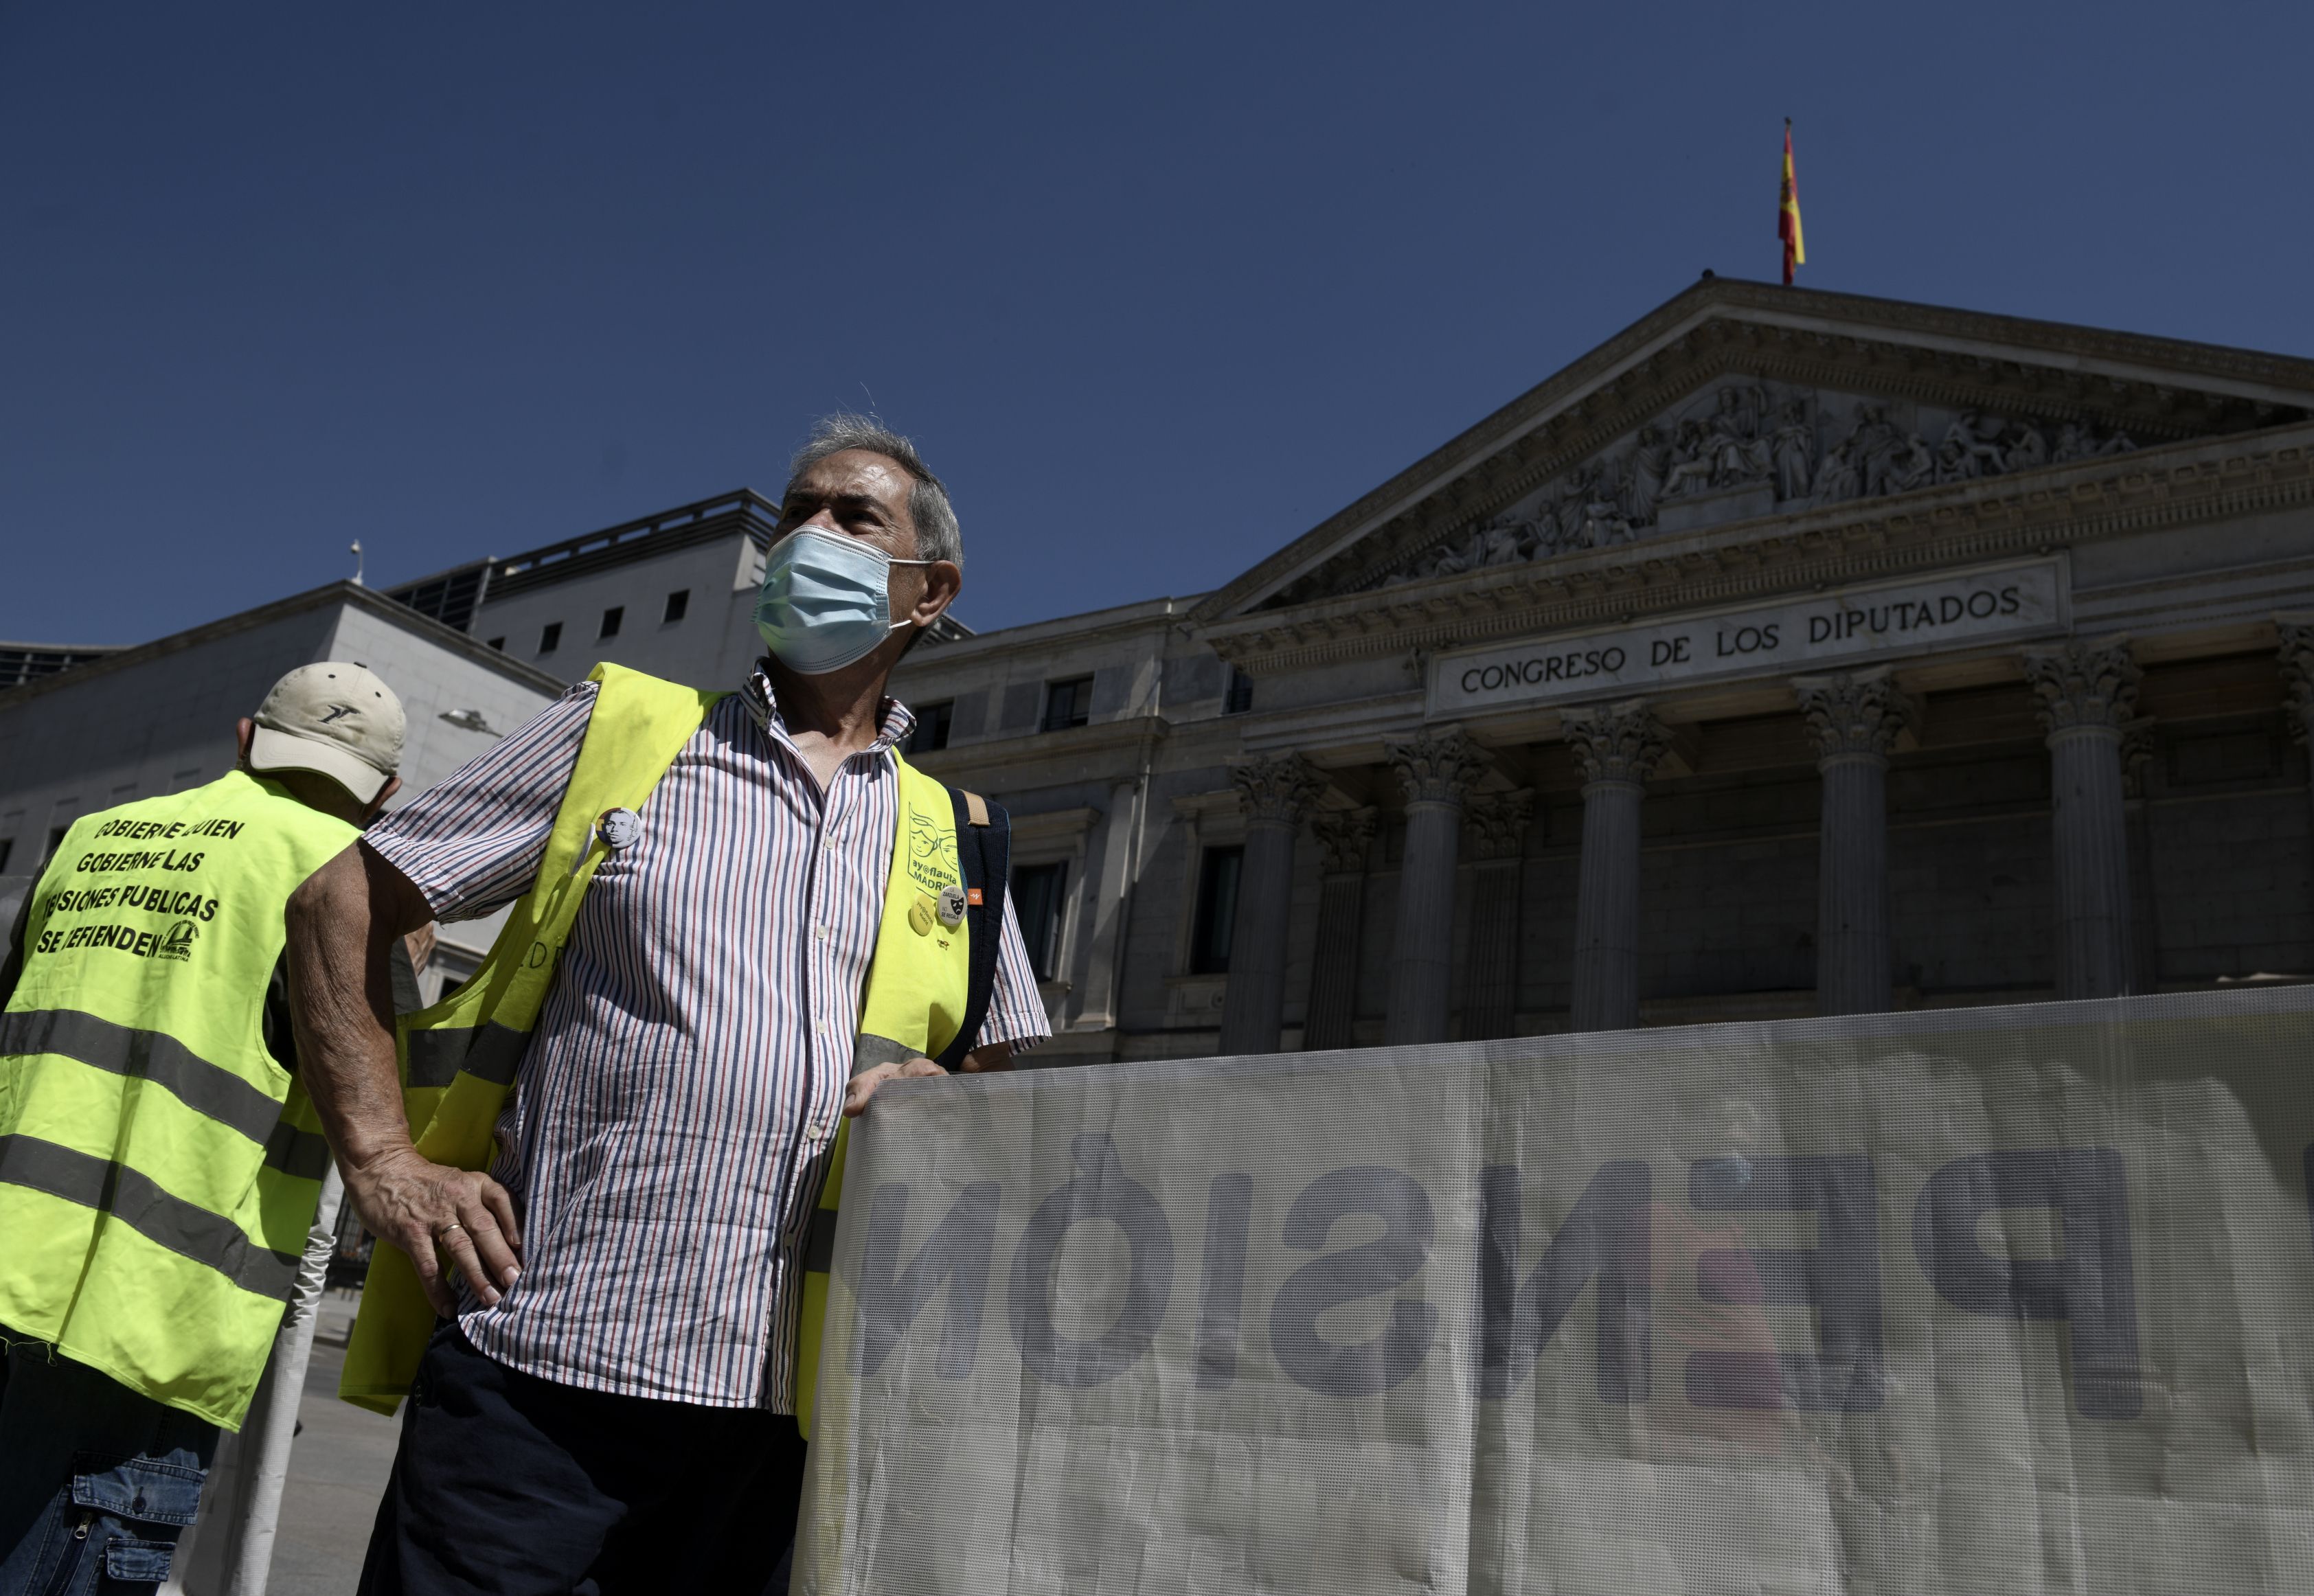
[340, 662, 1003, 1420]
[0, 771, 359, 1428]
[794, 777, 1003, 1437]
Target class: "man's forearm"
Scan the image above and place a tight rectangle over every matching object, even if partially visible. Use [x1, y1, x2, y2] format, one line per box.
[286, 839, 523, 1310]
[284, 841, 430, 1170]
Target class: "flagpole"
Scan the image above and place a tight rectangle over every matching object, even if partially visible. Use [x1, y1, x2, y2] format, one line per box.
[1778, 119, 1803, 286]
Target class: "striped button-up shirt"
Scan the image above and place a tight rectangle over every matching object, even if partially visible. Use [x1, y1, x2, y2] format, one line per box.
[365, 670, 1048, 1410]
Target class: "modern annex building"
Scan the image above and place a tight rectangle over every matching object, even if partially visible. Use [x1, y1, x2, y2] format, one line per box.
[7, 277, 2314, 1063]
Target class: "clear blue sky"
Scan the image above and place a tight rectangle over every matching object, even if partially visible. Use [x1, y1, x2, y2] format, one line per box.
[5, 3, 2309, 645]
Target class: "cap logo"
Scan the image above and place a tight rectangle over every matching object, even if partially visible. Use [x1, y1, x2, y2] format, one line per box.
[319, 704, 357, 725]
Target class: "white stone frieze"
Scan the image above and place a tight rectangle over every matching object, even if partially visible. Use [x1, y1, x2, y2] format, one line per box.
[1376, 380, 2133, 589]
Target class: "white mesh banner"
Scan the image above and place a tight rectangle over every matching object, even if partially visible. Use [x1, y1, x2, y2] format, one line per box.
[795, 989, 2314, 1595]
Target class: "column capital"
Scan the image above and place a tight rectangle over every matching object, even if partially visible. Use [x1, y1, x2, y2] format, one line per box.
[2023, 636, 2142, 741]
[1793, 667, 1918, 767]
[2276, 614, 2314, 739]
[1228, 752, 1326, 825]
[1464, 788, 1536, 861]
[1563, 698, 1669, 787]
[1309, 806, 1377, 874]
[1385, 727, 1492, 807]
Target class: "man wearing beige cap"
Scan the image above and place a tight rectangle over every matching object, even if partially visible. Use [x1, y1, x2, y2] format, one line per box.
[0, 662, 404, 1596]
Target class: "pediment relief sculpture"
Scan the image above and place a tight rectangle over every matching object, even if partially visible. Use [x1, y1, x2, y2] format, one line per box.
[1375, 379, 2137, 589]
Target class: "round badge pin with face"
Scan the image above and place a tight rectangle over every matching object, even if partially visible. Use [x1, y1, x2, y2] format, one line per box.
[936, 884, 968, 929]
[598, 808, 642, 851]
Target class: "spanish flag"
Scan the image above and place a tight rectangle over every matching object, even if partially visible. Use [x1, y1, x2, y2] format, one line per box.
[1778, 119, 1804, 285]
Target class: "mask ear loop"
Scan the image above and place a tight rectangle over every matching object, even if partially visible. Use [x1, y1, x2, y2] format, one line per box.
[885, 554, 938, 632]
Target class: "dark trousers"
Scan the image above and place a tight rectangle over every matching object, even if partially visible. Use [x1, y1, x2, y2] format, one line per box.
[361, 1326, 806, 1596]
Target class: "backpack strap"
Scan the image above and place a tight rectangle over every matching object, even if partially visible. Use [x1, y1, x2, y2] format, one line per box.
[935, 786, 1010, 1070]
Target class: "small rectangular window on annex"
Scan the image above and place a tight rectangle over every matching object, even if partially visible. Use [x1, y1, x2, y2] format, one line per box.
[1011, 860, 1067, 980]
[1224, 667, 1255, 715]
[0, 836, 12, 873]
[538, 622, 563, 655]
[663, 589, 690, 625]
[907, 702, 953, 754]
[1042, 675, 1093, 733]
[1190, 845, 1244, 974]
[599, 606, 624, 640]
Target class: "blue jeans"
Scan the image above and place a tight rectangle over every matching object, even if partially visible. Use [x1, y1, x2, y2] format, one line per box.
[0, 1332, 216, 1595]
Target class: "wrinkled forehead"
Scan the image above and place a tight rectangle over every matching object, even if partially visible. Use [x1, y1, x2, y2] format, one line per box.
[789, 448, 912, 508]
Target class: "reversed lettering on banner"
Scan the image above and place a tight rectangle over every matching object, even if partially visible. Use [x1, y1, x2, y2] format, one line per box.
[797, 990, 2314, 1596]
[1427, 556, 2068, 715]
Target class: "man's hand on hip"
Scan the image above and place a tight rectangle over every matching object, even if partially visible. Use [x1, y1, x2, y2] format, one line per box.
[346, 1145, 524, 1316]
[843, 1054, 947, 1117]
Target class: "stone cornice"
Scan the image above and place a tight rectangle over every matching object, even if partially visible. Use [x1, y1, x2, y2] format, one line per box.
[907, 714, 1170, 783]
[1200, 422, 2314, 676]
[1190, 278, 2314, 625]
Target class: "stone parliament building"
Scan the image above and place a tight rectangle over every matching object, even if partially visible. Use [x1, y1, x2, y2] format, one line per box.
[886, 277, 2314, 1063]
[8, 277, 2314, 1064]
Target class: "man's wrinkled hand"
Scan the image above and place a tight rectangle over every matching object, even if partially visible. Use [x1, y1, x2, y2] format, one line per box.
[345, 1145, 523, 1316]
[843, 1054, 946, 1117]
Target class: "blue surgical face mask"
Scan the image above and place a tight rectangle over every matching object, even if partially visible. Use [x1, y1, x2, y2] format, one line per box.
[753, 528, 931, 675]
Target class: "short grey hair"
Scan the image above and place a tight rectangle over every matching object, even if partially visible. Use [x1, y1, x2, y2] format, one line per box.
[785, 414, 962, 568]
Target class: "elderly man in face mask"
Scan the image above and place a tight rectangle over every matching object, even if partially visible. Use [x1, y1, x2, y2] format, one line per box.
[285, 417, 1050, 1594]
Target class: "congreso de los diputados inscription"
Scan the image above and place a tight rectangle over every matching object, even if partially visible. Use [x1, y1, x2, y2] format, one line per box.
[8, 275, 2314, 1062]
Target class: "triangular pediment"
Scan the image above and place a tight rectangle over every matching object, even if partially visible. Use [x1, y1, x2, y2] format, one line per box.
[1192, 279, 2314, 622]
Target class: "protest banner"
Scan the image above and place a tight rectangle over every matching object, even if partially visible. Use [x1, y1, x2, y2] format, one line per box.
[795, 988, 2314, 1594]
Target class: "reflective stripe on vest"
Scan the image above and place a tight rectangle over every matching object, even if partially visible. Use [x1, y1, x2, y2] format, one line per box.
[0, 771, 358, 1428]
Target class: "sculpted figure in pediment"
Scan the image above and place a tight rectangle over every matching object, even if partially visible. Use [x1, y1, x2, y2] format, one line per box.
[1622, 424, 1669, 525]
[1813, 432, 1861, 502]
[1481, 517, 1525, 566]
[1661, 418, 1718, 499]
[1846, 405, 1908, 497]
[1770, 400, 1815, 500]
[2001, 420, 2048, 472]
[1581, 498, 1633, 547]
[2052, 420, 2137, 462]
[1707, 411, 1773, 486]
[1934, 409, 2010, 483]
[1885, 433, 1936, 494]
[1718, 383, 1768, 442]
[1431, 532, 1480, 577]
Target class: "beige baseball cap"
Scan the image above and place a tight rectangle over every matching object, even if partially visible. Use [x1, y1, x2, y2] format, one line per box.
[249, 662, 406, 804]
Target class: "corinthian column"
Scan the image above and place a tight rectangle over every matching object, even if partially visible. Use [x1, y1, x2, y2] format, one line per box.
[1795, 668, 1916, 1016]
[1563, 700, 1668, 1032]
[2023, 638, 2143, 1001]
[1218, 753, 1325, 1056]
[1383, 729, 1492, 1045]
[2278, 616, 2314, 844]
[1462, 789, 1536, 1040]
[1302, 806, 1376, 1053]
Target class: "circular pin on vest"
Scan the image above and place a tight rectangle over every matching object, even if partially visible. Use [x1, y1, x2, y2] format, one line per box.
[936, 883, 968, 929]
[597, 808, 642, 852]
